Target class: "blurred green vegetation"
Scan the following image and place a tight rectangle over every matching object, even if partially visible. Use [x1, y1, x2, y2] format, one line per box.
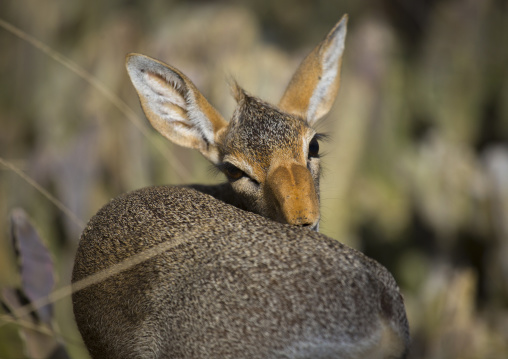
[1, 0, 508, 358]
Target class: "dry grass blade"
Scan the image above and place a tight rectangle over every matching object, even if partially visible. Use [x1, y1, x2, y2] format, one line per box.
[0, 157, 85, 229]
[0, 314, 56, 337]
[4, 225, 194, 323]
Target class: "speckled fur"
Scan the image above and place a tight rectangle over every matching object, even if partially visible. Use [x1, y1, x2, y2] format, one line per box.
[72, 186, 409, 359]
[222, 92, 309, 171]
[207, 90, 320, 224]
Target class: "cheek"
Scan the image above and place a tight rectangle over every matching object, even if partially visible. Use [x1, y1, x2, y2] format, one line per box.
[308, 160, 321, 200]
[307, 159, 321, 180]
[230, 179, 263, 205]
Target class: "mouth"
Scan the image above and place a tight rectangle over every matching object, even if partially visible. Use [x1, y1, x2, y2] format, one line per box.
[308, 222, 320, 232]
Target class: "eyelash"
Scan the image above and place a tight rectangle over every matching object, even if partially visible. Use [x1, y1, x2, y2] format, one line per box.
[219, 163, 245, 181]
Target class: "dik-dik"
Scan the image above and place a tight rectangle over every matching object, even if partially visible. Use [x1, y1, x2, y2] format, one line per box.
[72, 15, 410, 359]
[122, 15, 353, 232]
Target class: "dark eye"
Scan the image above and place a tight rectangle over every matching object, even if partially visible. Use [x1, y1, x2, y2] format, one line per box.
[221, 163, 245, 181]
[308, 136, 320, 158]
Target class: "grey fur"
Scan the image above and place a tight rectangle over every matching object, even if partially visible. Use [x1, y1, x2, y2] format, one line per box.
[72, 186, 409, 358]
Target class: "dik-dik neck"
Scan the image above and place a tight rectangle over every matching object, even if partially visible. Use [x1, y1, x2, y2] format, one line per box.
[186, 183, 249, 212]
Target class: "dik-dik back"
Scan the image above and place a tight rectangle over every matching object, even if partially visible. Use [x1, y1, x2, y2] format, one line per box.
[124, 15, 350, 231]
[72, 15, 410, 359]
[72, 186, 409, 359]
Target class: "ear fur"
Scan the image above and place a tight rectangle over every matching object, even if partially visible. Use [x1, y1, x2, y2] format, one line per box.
[126, 54, 227, 163]
[279, 15, 348, 125]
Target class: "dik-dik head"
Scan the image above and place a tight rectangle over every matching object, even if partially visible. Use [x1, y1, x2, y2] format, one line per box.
[126, 15, 348, 230]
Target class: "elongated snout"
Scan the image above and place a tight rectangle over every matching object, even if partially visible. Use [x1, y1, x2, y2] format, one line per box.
[266, 162, 320, 229]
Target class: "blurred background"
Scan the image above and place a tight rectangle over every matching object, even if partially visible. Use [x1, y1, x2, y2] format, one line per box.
[1, 0, 507, 358]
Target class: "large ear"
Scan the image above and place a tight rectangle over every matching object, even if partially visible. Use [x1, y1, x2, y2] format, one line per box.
[126, 54, 228, 164]
[279, 15, 348, 125]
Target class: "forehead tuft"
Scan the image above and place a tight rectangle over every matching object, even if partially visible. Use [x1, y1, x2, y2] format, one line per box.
[222, 94, 310, 169]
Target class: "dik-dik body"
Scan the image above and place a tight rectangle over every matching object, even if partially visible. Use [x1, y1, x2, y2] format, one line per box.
[72, 186, 409, 358]
[72, 15, 410, 358]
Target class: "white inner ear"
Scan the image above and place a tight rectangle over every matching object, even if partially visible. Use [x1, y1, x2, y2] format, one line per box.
[306, 28, 346, 124]
[130, 58, 215, 145]
[146, 73, 185, 105]
[140, 69, 188, 120]
[322, 27, 346, 72]
[184, 90, 215, 145]
[306, 65, 338, 123]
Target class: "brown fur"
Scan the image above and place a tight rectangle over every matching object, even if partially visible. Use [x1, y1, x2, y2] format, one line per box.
[72, 186, 409, 359]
